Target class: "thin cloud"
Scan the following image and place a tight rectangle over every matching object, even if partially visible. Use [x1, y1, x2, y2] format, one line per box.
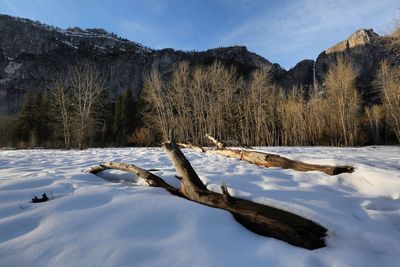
[0, 0, 22, 16]
[115, 18, 194, 50]
[119, 20, 149, 35]
[217, 0, 399, 68]
[1, 0, 399, 68]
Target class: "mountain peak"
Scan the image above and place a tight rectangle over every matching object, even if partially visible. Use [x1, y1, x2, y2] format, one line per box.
[325, 28, 379, 54]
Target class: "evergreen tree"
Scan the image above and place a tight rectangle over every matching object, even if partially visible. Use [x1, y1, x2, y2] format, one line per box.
[113, 94, 123, 144]
[93, 90, 114, 146]
[14, 92, 53, 146]
[121, 89, 137, 137]
[35, 92, 53, 144]
[113, 89, 137, 145]
[14, 92, 37, 144]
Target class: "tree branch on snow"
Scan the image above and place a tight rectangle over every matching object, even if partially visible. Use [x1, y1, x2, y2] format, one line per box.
[86, 141, 327, 250]
[198, 134, 354, 176]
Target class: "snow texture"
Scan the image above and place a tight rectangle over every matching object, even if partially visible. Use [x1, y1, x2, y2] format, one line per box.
[0, 146, 399, 267]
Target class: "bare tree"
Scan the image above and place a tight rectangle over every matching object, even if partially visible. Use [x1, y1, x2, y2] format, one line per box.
[68, 62, 106, 149]
[375, 60, 400, 143]
[142, 61, 242, 145]
[191, 65, 209, 144]
[169, 62, 193, 142]
[141, 68, 172, 141]
[365, 105, 384, 143]
[206, 62, 240, 142]
[50, 62, 106, 149]
[325, 56, 361, 146]
[281, 87, 307, 146]
[393, 14, 400, 37]
[384, 13, 400, 61]
[305, 88, 327, 145]
[142, 59, 365, 146]
[50, 77, 72, 149]
[240, 66, 282, 146]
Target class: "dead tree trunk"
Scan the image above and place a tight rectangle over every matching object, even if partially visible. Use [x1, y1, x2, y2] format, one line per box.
[203, 135, 354, 175]
[87, 141, 327, 250]
[86, 162, 181, 196]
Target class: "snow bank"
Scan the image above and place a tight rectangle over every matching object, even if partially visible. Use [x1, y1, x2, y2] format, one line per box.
[0, 146, 399, 266]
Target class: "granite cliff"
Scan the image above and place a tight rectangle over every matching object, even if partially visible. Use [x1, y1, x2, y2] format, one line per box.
[0, 14, 392, 114]
[315, 29, 386, 103]
[1, 14, 287, 114]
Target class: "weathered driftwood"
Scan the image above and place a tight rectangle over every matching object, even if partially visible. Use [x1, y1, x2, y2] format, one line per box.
[201, 135, 354, 175]
[86, 162, 181, 196]
[87, 141, 327, 250]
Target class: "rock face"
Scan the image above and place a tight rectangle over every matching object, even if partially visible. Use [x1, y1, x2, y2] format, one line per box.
[325, 29, 379, 54]
[0, 14, 158, 114]
[0, 14, 288, 115]
[0, 15, 392, 114]
[315, 29, 386, 103]
[280, 60, 314, 91]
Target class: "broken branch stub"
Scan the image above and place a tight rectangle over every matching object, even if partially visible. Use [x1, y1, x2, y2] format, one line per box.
[177, 143, 205, 152]
[221, 182, 232, 202]
[205, 133, 225, 150]
[163, 141, 208, 196]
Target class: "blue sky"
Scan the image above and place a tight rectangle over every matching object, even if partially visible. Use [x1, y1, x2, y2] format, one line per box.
[0, 0, 399, 69]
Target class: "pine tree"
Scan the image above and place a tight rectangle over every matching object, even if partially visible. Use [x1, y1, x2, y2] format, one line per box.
[121, 89, 137, 138]
[14, 92, 53, 146]
[35, 92, 53, 145]
[93, 90, 113, 146]
[113, 94, 123, 144]
[14, 92, 36, 144]
[113, 89, 137, 145]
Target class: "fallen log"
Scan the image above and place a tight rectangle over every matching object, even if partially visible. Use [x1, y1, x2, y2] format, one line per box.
[86, 162, 181, 196]
[208, 149, 354, 175]
[202, 135, 354, 175]
[87, 141, 327, 250]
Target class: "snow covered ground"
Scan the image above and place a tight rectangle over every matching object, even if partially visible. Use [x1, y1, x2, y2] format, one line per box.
[0, 146, 399, 267]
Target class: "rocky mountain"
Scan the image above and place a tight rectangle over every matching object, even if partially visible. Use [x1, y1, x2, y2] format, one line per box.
[0, 14, 152, 114]
[0, 14, 285, 115]
[315, 29, 386, 103]
[0, 14, 390, 114]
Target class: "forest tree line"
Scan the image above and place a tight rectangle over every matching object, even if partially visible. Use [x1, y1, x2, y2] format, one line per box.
[1, 27, 400, 148]
[139, 21, 400, 147]
[0, 57, 399, 148]
[141, 57, 399, 147]
[0, 62, 141, 148]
